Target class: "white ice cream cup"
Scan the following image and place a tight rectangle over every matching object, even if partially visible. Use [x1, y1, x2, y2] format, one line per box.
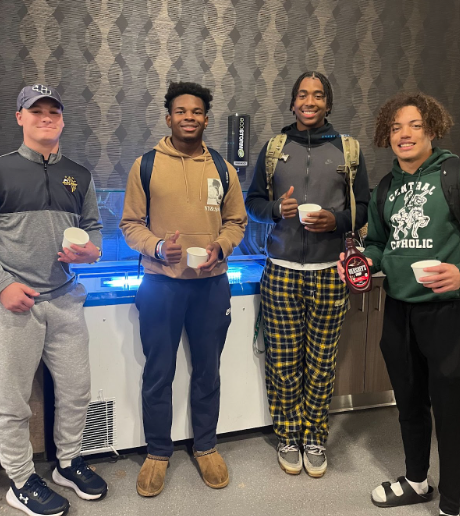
[411, 260, 441, 283]
[187, 247, 208, 268]
[298, 203, 321, 224]
[62, 227, 89, 250]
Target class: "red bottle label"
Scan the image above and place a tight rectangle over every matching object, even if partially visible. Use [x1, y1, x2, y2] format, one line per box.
[345, 255, 370, 289]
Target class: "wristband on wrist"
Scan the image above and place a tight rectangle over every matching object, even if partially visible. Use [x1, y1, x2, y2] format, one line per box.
[155, 240, 165, 260]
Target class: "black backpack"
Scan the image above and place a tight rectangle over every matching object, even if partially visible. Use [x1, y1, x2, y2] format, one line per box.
[140, 147, 229, 227]
[376, 156, 460, 238]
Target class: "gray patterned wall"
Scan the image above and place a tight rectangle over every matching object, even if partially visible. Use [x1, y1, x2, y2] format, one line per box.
[1, 0, 460, 190]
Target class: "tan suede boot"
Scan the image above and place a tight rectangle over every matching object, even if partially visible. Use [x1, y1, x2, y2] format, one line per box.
[136, 454, 169, 497]
[193, 448, 229, 489]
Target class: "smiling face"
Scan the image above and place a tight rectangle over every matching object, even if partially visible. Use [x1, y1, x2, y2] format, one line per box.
[390, 105, 434, 171]
[16, 98, 64, 154]
[166, 94, 208, 145]
[292, 77, 329, 130]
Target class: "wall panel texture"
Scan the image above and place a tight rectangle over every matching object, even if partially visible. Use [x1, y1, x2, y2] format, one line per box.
[0, 0, 459, 189]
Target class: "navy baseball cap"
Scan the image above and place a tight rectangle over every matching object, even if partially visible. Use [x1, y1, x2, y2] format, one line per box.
[17, 84, 64, 111]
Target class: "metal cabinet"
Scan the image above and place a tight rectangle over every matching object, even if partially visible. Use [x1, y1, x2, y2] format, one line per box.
[334, 277, 392, 398]
[364, 278, 392, 393]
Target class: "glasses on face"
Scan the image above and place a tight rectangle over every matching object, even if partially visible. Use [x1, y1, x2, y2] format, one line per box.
[296, 92, 326, 101]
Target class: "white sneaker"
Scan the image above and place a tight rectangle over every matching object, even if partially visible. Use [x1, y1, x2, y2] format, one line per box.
[303, 445, 327, 478]
[277, 443, 302, 475]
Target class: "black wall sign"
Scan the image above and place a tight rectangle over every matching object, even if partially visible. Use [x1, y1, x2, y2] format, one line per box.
[227, 114, 250, 170]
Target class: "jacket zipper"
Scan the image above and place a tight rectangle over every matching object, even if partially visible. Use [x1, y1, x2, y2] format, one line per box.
[305, 130, 311, 202]
[301, 131, 311, 264]
[43, 160, 51, 206]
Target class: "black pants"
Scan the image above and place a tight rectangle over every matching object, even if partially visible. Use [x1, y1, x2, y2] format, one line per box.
[136, 273, 231, 457]
[381, 296, 460, 515]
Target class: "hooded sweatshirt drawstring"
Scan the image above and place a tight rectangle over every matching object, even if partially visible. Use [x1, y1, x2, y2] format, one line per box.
[388, 172, 404, 223]
[181, 156, 189, 203]
[180, 154, 208, 203]
[199, 156, 207, 202]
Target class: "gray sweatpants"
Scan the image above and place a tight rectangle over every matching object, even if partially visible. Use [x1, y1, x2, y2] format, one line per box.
[0, 283, 91, 484]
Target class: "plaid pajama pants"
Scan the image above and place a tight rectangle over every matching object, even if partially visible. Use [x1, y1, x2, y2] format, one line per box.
[260, 259, 349, 447]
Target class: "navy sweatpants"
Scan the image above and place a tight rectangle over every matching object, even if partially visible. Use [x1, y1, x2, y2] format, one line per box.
[136, 272, 231, 457]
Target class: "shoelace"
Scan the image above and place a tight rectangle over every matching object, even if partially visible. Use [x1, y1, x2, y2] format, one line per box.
[24, 475, 52, 501]
[69, 457, 95, 480]
[305, 445, 325, 456]
[279, 444, 299, 453]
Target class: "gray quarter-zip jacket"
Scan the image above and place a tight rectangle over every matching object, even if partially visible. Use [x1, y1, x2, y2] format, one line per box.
[0, 143, 102, 300]
[245, 122, 370, 263]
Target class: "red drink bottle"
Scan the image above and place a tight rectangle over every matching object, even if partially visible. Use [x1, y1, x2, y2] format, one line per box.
[343, 232, 372, 293]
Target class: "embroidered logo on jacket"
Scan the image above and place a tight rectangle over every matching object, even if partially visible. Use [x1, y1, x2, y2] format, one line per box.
[63, 176, 77, 193]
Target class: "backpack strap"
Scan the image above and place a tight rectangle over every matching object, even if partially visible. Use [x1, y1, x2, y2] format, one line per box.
[140, 149, 157, 227]
[338, 135, 360, 231]
[375, 171, 393, 239]
[440, 156, 460, 227]
[207, 147, 229, 204]
[265, 134, 288, 201]
[137, 149, 157, 276]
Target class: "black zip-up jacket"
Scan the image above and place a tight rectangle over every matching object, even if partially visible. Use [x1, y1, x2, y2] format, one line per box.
[245, 122, 370, 263]
[0, 144, 102, 300]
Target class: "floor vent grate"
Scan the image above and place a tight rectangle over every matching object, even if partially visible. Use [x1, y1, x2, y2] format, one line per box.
[81, 398, 116, 454]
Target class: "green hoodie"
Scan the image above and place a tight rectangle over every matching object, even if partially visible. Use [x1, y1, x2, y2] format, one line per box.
[365, 147, 460, 303]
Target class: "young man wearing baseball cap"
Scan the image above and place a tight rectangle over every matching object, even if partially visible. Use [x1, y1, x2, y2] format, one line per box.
[0, 85, 107, 515]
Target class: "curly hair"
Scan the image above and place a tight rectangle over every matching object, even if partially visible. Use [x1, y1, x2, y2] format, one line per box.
[290, 71, 333, 116]
[374, 92, 453, 147]
[164, 81, 213, 114]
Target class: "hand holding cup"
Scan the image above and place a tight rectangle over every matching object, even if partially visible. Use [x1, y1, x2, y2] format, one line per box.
[298, 203, 321, 224]
[58, 227, 100, 264]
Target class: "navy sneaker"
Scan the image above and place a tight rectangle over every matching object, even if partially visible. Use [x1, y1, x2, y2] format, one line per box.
[52, 457, 107, 501]
[6, 473, 70, 516]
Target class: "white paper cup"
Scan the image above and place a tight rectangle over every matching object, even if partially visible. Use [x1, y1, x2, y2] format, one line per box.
[298, 203, 321, 224]
[62, 227, 89, 250]
[411, 260, 441, 283]
[187, 247, 208, 268]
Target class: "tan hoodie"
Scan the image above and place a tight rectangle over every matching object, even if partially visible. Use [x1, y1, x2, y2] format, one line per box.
[120, 136, 247, 279]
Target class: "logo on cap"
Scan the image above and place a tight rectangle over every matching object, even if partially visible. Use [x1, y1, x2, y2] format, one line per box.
[32, 84, 53, 96]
